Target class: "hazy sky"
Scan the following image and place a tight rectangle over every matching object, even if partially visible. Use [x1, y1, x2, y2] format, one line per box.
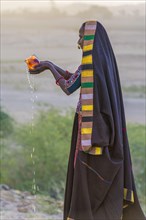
[1, 0, 145, 11]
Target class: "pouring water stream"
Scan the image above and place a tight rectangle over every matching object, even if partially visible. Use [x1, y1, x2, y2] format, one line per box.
[26, 69, 40, 213]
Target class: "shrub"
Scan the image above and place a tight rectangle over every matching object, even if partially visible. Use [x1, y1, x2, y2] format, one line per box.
[127, 123, 146, 206]
[1, 107, 145, 206]
[1, 107, 74, 199]
[0, 107, 14, 138]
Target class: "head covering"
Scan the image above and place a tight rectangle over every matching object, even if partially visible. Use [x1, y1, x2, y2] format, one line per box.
[80, 20, 123, 157]
[79, 20, 145, 219]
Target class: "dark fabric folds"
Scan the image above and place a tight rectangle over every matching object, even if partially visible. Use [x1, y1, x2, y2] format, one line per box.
[91, 21, 145, 219]
[92, 22, 122, 155]
[63, 21, 145, 220]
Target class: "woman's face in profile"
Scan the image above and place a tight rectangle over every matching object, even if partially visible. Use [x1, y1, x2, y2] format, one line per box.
[78, 25, 84, 49]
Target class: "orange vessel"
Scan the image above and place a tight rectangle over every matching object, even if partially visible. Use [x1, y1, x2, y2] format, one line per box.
[25, 55, 40, 70]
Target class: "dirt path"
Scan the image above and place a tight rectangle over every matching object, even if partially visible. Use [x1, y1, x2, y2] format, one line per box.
[1, 188, 63, 220]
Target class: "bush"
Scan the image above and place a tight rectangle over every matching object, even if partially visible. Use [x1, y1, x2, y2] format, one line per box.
[1, 107, 74, 199]
[127, 123, 146, 207]
[0, 108, 16, 184]
[1, 108, 145, 206]
[0, 107, 14, 138]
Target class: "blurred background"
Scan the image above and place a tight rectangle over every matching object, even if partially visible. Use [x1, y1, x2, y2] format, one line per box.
[1, 0, 146, 219]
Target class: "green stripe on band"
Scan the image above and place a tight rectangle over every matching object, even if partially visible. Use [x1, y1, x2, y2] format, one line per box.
[84, 35, 95, 41]
[81, 82, 93, 88]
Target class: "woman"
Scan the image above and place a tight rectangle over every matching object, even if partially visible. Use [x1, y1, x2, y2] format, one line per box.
[29, 20, 145, 220]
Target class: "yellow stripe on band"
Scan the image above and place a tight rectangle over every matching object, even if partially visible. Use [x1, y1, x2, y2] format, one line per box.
[81, 128, 92, 134]
[88, 147, 103, 155]
[83, 44, 93, 52]
[82, 55, 92, 64]
[124, 188, 134, 203]
[131, 191, 134, 203]
[67, 217, 75, 220]
[124, 188, 127, 199]
[82, 105, 93, 111]
[82, 70, 93, 77]
[95, 147, 102, 155]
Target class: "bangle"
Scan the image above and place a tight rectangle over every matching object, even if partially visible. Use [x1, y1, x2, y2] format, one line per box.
[56, 76, 64, 85]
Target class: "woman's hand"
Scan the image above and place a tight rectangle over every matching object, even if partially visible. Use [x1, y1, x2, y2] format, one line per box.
[29, 61, 53, 74]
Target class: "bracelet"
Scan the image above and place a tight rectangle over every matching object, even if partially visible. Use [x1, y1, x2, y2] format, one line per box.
[56, 76, 64, 85]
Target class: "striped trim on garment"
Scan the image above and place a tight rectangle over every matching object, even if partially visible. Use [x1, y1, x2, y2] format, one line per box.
[80, 21, 102, 155]
[124, 187, 134, 203]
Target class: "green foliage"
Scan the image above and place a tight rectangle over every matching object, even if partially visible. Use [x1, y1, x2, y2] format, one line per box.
[1, 107, 74, 199]
[1, 108, 145, 208]
[127, 123, 146, 209]
[0, 107, 14, 138]
[0, 107, 16, 184]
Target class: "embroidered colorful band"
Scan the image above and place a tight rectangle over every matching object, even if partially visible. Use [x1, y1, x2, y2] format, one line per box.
[80, 21, 102, 155]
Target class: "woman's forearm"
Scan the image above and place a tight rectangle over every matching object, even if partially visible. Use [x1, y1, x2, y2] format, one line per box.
[48, 64, 70, 95]
[49, 62, 73, 79]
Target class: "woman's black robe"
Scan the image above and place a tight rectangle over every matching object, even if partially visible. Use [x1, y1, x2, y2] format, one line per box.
[63, 21, 145, 220]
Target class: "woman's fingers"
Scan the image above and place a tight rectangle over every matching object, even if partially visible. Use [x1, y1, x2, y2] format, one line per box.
[29, 69, 40, 74]
[28, 63, 45, 74]
[27, 61, 50, 74]
[29, 67, 43, 74]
